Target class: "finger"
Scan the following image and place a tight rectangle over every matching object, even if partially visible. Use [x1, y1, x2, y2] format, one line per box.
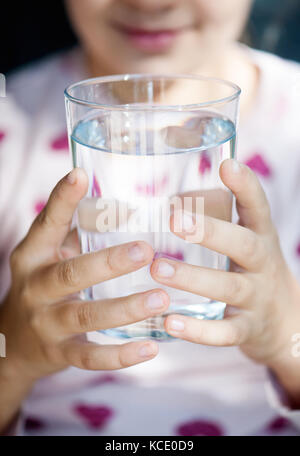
[220, 159, 272, 234]
[170, 213, 266, 271]
[61, 339, 159, 370]
[32, 241, 154, 302]
[173, 188, 232, 221]
[25, 168, 88, 259]
[59, 228, 81, 260]
[62, 228, 80, 251]
[151, 258, 252, 307]
[165, 313, 250, 346]
[47, 289, 169, 336]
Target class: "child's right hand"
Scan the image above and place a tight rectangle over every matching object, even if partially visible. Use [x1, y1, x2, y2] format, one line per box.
[0, 168, 168, 386]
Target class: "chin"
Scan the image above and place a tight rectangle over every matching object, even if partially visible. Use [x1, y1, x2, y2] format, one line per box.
[116, 56, 189, 75]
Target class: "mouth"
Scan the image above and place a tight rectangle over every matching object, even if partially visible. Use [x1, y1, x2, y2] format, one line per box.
[113, 23, 186, 53]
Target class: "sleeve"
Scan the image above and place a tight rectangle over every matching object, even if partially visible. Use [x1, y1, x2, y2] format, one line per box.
[0, 94, 29, 301]
[265, 370, 300, 430]
[1, 414, 24, 436]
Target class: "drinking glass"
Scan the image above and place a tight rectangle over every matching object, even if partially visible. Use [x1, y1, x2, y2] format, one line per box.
[64, 74, 240, 340]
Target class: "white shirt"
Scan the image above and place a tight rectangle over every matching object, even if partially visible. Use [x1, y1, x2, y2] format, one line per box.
[1, 47, 300, 436]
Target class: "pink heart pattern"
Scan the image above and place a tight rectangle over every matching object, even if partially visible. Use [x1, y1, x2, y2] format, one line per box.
[198, 153, 211, 175]
[92, 176, 102, 197]
[24, 416, 46, 431]
[88, 374, 119, 387]
[175, 419, 224, 436]
[245, 153, 272, 177]
[266, 416, 291, 433]
[154, 250, 184, 261]
[73, 403, 114, 429]
[136, 175, 169, 196]
[50, 131, 69, 153]
[0, 130, 6, 143]
[34, 200, 46, 215]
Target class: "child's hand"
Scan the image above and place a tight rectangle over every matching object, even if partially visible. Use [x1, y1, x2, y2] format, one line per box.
[0, 169, 168, 385]
[151, 159, 300, 402]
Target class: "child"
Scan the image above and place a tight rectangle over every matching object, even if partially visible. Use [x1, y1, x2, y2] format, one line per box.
[0, 0, 300, 435]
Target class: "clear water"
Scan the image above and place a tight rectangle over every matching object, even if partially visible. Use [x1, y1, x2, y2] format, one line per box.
[71, 112, 236, 340]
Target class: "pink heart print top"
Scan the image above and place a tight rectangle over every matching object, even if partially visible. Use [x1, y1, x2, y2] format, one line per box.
[1, 46, 300, 436]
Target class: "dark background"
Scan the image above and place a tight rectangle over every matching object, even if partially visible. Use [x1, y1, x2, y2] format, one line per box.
[1, 0, 300, 75]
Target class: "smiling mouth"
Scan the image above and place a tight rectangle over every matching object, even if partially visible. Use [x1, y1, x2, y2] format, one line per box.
[113, 23, 187, 52]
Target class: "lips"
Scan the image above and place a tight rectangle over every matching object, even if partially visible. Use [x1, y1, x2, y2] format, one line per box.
[115, 24, 182, 52]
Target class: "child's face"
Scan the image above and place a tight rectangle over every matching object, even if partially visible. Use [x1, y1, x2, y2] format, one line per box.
[66, 0, 252, 75]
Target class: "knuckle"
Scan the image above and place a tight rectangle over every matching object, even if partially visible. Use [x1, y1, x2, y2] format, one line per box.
[224, 325, 240, 346]
[36, 205, 57, 230]
[224, 276, 245, 304]
[242, 232, 265, 268]
[241, 231, 258, 258]
[19, 280, 34, 307]
[28, 308, 44, 336]
[203, 217, 215, 244]
[118, 347, 131, 369]
[58, 261, 77, 288]
[79, 351, 98, 370]
[186, 272, 197, 291]
[59, 304, 77, 331]
[193, 324, 205, 344]
[244, 279, 255, 303]
[120, 298, 138, 323]
[105, 248, 118, 275]
[76, 303, 93, 331]
[42, 344, 62, 365]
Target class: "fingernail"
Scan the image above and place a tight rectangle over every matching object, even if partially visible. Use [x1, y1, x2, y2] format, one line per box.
[138, 343, 155, 358]
[169, 319, 185, 332]
[145, 292, 165, 311]
[157, 261, 175, 278]
[231, 160, 241, 174]
[181, 211, 195, 233]
[66, 169, 77, 184]
[128, 244, 145, 262]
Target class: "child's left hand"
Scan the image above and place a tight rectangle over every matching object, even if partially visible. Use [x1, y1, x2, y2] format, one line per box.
[151, 159, 300, 403]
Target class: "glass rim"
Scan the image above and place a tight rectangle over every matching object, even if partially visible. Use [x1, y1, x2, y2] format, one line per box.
[64, 73, 241, 111]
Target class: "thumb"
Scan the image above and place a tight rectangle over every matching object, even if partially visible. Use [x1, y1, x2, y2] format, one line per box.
[24, 168, 88, 263]
[219, 159, 272, 234]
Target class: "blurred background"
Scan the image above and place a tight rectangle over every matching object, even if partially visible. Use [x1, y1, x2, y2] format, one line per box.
[1, 0, 300, 75]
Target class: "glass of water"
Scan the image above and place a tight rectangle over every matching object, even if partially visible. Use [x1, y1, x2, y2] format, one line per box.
[64, 74, 240, 340]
